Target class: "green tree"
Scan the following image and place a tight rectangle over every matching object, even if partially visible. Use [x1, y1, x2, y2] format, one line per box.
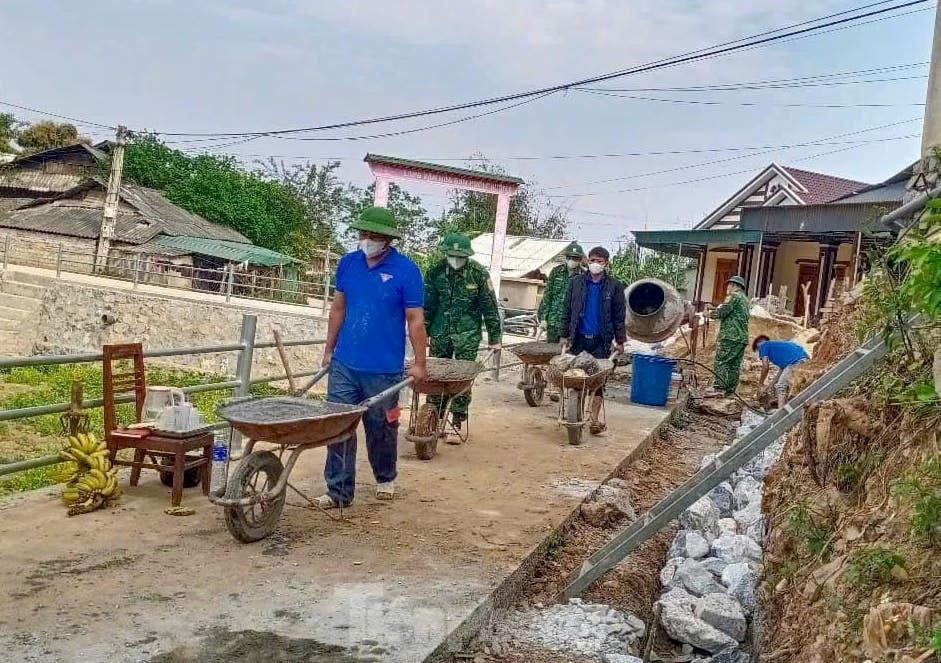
[0, 113, 21, 154]
[123, 136, 310, 258]
[351, 182, 433, 254]
[258, 159, 352, 252]
[16, 120, 87, 154]
[442, 157, 568, 239]
[609, 238, 695, 289]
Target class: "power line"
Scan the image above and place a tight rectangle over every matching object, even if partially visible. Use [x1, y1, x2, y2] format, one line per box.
[544, 119, 921, 190]
[167, 92, 556, 147]
[143, 0, 930, 138]
[547, 136, 917, 199]
[0, 100, 115, 130]
[578, 62, 929, 92]
[576, 89, 925, 108]
[579, 74, 927, 93]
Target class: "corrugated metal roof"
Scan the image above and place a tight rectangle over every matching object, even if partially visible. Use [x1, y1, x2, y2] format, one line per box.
[116, 183, 248, 243]
[470, 234, 574, 277]
[0, 169, 83, 194]
[6, 143, 108, 167]
[0, 196, 36, 212]
[634, 229, 762, 255]
[364, 153, 524, 185]
[0, 203, 149, 240]
[740, 201, 901, 233]
[7, 179, 249, 245]
[149, 235, 297, 266]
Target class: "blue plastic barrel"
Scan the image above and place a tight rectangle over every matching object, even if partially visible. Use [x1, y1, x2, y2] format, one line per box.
[630, 353, 677, 406]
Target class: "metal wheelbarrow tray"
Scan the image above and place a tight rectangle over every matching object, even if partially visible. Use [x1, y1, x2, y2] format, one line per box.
[413, 357, 482, 396]
[217, 397, 367, 447]
[210, 368, 412, 543]
[510, 342, 560, 407]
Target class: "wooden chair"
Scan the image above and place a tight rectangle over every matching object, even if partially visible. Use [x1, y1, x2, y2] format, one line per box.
[102, 343, 213, 507]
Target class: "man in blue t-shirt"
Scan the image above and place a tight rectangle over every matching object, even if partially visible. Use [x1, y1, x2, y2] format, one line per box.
[317, 206, 427, 508]
[752, 335, 809, 409]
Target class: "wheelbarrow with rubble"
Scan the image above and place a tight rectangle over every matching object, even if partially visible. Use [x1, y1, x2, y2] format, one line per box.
[510, 341, 560, 407]
[211, 366, 412, 543]
[546, 357, 615, 446]
[404, 353, 493, 461]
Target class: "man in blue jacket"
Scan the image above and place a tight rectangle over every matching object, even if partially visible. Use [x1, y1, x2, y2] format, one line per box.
[559, 246, 626, 435]
[317, 207, 428, 508]
[753, 335, 809, 409]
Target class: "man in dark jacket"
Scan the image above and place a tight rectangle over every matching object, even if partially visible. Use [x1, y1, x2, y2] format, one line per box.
[559, 246, 626, 435]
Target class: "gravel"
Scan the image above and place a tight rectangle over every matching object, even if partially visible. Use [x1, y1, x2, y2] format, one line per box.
[497, 599, 646, 657]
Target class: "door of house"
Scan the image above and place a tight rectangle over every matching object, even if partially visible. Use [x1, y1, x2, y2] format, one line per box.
[711, 258, 738, 303]
[794, 263, 818, 317]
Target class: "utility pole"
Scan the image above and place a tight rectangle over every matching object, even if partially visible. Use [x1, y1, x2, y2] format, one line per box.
[922, 6, 941, 157]
[94, 125, 129, 272]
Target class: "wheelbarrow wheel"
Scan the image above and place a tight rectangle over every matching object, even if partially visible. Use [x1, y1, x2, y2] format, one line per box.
[523, 366, 546, 407]
[564, 388, 584, 446]
[224, 450, 285, 543]
[412, 404, 438, 461]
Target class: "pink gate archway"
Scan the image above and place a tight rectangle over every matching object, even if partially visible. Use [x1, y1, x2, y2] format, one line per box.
[364, 153, 522, 299]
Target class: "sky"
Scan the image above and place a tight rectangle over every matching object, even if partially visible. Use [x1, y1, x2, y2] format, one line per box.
[0, 0, 935, 248]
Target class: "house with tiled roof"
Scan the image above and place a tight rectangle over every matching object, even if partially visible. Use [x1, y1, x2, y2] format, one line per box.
[635, 162, 908, 320]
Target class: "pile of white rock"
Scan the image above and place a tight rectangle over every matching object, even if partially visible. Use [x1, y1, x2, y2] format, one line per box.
[656, 410, 781, 663]
[494, 598, 646, 660]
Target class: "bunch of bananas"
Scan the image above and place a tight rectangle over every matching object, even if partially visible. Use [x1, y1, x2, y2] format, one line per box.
[59, 433, 120, 516]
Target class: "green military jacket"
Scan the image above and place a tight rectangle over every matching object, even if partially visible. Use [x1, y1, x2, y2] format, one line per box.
[538, 263, 583, 329]
[424, 259, 502, 344]
[710, 291, 751, 344]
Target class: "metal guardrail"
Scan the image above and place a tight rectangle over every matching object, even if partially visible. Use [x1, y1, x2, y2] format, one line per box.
[1, 239, 338, 310]
[0, 313, 325, 478]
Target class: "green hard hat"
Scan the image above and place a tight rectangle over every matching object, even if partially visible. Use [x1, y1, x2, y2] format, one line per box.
[564, 242, 585, 258]
[727, 275, 747, 289]
[350, 206, 402, 239]
[440, 233, 474, 257]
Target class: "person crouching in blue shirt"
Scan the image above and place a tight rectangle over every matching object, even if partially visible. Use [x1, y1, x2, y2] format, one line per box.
[317, 206, 428, 508]
[753, 335, 809, 409]
[559, 246, 626, 436]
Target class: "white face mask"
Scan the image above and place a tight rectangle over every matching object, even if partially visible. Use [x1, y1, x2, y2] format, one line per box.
[359, 238, 388, 258]
[447, 256, 468, 270]
[588, 262, 605, 275]
[566, 258, 580, 269]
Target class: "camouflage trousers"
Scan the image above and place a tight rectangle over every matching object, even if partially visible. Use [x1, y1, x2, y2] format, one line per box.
[713, 339, 747, 394]
[428, 335, 480, 420]
[545, 324, 562, 344]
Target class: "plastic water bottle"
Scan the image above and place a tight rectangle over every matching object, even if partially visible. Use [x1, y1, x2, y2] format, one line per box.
[210, 434, 228, 495]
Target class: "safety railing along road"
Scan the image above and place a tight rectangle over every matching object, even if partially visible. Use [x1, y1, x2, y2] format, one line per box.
[0, 314, 325, 478]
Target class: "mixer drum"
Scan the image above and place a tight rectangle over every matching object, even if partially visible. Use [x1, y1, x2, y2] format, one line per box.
[624, 278, 685, 343]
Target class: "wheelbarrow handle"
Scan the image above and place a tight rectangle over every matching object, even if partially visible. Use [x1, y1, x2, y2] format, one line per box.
[293, 364, 331, 397]
[360, 376, 415, 408]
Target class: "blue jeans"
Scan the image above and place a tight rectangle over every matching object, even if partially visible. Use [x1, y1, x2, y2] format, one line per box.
[324, 359, 402, 506]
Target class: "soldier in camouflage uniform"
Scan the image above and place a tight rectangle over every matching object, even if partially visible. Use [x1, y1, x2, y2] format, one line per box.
[707, 275, 751, 395]
[424, 233, 502, 436]
[538, 242, 586, 343]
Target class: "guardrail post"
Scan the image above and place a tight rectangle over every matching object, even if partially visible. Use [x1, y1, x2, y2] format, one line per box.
[225, 264, 234, 302]
[230, 314, 257, 452]
[320, 249, 331, 315]
[55, 244, 62, 277]
[2, 235, 10, 269]
[492, 348, 501, 381]
[132, 254, 141, 289]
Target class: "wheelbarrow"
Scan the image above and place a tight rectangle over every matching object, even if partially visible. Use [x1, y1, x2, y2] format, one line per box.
[510, 341, 560, 407]
[546, 358, 615, 446]
[404, 353, 492, 460]
[212, 365, 412, 543]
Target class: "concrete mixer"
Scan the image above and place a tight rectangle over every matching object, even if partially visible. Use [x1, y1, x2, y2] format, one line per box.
[623, 278, 685, 343]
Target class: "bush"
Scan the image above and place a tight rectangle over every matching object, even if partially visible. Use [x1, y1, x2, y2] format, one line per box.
[894, 457, 941, 545]
[844, 546, 906, 589]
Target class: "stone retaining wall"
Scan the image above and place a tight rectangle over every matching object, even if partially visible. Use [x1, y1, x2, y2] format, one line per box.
[32, 280, 328, 378]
